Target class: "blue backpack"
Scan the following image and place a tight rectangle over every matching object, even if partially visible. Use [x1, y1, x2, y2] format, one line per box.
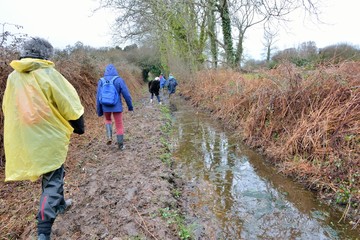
[99, 76, 119, 106]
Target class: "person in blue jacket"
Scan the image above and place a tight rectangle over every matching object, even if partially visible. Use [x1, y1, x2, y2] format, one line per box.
[96, 64, 133, 150]
[166, 73, 178, 98]
[159, 73, 167, 94]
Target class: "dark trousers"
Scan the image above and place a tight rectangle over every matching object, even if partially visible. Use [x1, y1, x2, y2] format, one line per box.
[37, 165, 66, 236]
[151, 92, 161, 102]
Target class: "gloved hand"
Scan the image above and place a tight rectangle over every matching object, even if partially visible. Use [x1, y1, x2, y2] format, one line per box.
[69, 115, 85, 135]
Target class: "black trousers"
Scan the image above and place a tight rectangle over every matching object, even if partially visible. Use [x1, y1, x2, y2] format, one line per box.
[37, 165, 66, 236]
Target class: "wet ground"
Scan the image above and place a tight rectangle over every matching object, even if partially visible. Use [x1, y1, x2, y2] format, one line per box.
[17, 95, 182, 239]
[169, 96, 360, 240]
[3, 93, 359, 239]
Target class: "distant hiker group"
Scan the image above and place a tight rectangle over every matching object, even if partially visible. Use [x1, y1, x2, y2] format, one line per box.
[148, 73, 178, 104]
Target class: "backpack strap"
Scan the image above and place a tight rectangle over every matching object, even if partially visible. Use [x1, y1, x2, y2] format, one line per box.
[109, 77, 119, 93]
[109, 76, 118, 83]
[100, 76, 118, 85]
[100, 77, 106, 85]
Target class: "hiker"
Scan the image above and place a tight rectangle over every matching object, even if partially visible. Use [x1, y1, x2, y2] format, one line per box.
[159, 73, 167, 94]
[2, 37, 85, 240]
[96, 64, 133, 150]
[166, 73, 178, 98]
[148, 76, 162, 104]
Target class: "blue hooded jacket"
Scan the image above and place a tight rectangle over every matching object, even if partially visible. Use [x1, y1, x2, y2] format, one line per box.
[167, 74, 178, 94]
[96, 64, 133, 116]
[159, 75, 167, 88]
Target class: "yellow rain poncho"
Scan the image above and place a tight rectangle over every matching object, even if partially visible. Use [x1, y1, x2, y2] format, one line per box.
[2, 58, 84, 182]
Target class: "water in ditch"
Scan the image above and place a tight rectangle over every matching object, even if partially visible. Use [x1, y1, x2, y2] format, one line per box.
[169, 97, 359, 240]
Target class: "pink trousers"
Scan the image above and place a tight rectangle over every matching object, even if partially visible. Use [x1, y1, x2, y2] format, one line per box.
[104, 112, 124, 135]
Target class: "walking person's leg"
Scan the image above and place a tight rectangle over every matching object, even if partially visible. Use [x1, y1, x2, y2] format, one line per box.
[113, 112, 124, 150]
[155, 92, 161, 104]
[104, 112, 113, 145]
[37, 165, 69, 239]
[160, 88, 164, 100]
[150, 93, 154, 103]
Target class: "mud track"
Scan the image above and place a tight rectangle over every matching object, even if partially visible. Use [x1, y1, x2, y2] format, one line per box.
[33, 96, 183, 239]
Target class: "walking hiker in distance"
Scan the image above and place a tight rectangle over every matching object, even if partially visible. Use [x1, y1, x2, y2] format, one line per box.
[2, 37, 85, 240]
[159, 73, 167, 94]
[96, 64, 133, 150]
[166, 73, 178, 98]
[148, 76, 162, 104]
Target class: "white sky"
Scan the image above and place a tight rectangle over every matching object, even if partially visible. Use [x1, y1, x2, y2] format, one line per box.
[244, 0, 360, 59]
[0, 0, 116, 48]
[1, 0, 359, 60]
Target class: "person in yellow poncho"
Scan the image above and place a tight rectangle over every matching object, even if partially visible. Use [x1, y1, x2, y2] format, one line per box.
[2, 37, 85, 240]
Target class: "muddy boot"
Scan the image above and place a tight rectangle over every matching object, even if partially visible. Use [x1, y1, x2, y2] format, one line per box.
[116, 134, 124, 150]
[58, 199, 73, 214]
[105, 123, 112, 145]
[38, 234, 50, 240]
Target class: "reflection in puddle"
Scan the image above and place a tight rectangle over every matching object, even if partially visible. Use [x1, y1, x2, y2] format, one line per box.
[170, 97, 359, 240]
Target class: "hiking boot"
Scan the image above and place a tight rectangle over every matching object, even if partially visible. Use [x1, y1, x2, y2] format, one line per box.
[58, 199, 72, 214]
[38, 234, 50, 240]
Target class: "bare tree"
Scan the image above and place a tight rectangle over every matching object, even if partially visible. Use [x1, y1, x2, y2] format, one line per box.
[297, 41, 318, 58]
[0, 22, 26, 48]
[227, 0, 320, 68]
[262, 22, 279, 62]
[96, 0, 321, 70]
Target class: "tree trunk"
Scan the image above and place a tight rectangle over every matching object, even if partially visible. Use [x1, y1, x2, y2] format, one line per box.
[208, 0, 218, 68]
[235, 32, 244, 68]
[218, 0, 235, 67]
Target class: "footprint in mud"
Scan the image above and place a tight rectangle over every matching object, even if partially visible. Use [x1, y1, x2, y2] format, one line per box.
[88, 179, 98, 196]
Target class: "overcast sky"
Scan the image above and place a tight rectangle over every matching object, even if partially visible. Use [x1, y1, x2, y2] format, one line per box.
[1, 0, 359, 60]
[0, 0, 115, 48]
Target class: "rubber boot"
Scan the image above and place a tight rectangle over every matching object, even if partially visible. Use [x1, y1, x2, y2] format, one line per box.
[117, 135, 124, 150]
[105, 124, 112, 145]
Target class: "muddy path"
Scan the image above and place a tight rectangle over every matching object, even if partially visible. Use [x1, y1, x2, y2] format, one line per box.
[23, 94, 184, 239]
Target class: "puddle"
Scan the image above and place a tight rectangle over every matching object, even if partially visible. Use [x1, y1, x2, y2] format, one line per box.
[169, 97, 359, 239]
